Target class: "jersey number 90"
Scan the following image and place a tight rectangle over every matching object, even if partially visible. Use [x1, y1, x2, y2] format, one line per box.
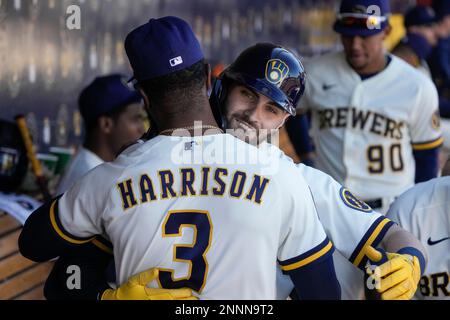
[158, 210, 213, 293]
[367, 144, 404, 174]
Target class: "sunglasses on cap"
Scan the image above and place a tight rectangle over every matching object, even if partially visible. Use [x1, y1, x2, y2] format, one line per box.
[336, 13, 388, 29]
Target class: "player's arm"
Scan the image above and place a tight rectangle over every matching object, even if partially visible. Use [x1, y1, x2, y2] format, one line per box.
[410, 78, 443, 183]
[333, 193, 427, 300]
[378, 224, 427, 267]
[20, 164, 110, 262]
[296, 165, 425, 300]
[297, 164, 396, 263]
[19, 195, 92, 262]
[44, 238, 114, 300]
[413, 147, 441, 183]
[362, 222, 427, 300]
[280, 239, 341, 300]
[278, 171, 341, 299]
[44, 237, 197, 300]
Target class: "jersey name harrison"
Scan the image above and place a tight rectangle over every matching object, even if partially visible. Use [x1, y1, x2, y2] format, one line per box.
[116, 168, 271, 210]
[317, 107, 405, 140]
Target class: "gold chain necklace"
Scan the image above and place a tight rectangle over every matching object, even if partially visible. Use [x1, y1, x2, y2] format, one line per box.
[159, 125, 223, 136]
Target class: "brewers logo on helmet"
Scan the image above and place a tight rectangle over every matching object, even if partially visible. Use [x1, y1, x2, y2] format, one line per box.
[265, 59, 290, 86]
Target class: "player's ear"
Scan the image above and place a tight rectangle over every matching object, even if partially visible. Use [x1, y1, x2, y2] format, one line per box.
[139, 88, 151, 111]
[205, 63, 212, 95]
[138, 88, 159, 125]
[276, 113, 291, 130]
[98, 116, 114, 134]
[382, 25, 392, 39]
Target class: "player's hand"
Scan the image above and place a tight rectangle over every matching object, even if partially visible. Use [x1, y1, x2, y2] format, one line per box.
[101, 268, 198, 300]
[365, 246, 421, 300]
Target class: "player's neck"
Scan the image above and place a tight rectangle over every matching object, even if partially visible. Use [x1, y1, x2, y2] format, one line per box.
[353, 54, 388, 76]
[84, 140, 115, 162]
[157, 99, 221, 136]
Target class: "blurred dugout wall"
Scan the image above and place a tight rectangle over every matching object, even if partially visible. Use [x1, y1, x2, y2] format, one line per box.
[0, 0, 415, 151]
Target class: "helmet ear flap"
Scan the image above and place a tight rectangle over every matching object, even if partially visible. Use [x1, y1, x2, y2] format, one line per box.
[210, 76, 230, 130]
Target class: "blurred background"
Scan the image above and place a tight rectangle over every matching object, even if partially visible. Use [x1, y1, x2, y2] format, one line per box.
[0, 0, 418, 151]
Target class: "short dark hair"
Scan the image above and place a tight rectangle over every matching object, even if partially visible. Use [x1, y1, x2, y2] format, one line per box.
[138, 59, 206, 111]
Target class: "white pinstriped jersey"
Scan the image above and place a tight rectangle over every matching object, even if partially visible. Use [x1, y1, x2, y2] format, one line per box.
[51, 134, 333, 299]
[299, 52, 442, 213]
[260, 143, 394, 300]
[387, 177, 450, 300]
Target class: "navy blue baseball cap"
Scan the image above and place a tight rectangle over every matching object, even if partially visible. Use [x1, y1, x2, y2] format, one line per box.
[125, 16, 204, 82]
[432, 0, 450, 20]
[402, 32, 433, 60]
[404, 6, 437, 28]
[334, 0, 391, 37]
[78, 74, 142, 125]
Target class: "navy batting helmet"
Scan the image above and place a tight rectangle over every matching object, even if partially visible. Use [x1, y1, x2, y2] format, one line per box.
[210, 43, 306, 128]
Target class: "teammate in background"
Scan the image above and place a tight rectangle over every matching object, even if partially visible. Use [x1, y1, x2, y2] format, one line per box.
[298, 0, 442, 213]
[392, 5, 438, 77]
[387, 176, 450, 300]
[429, 1, 450, 170]
[19, 16, 341, 300]
[56, 74, 147, 195]
[429, 0, 450, 100]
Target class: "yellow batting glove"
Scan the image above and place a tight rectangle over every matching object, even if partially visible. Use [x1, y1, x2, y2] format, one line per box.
[101, 268, 198, 300]
[365, 246, 422, 300]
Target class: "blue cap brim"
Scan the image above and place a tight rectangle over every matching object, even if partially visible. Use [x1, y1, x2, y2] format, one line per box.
[333, 21, 388, 37]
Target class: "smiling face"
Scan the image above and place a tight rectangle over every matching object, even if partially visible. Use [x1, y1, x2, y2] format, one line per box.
[224, 84, 290, 144]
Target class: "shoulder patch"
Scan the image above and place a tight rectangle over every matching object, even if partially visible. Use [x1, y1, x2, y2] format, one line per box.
[339, 187, 373, 213]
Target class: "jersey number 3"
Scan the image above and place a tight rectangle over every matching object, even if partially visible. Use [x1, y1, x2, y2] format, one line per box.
[158, 210, 213, 293]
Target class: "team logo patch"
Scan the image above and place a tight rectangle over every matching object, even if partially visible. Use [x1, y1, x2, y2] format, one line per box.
[367, 15, 381, 28]
[432, 111, 441, 130]
[170, 56, 183, 67]
[339, 188, 373, 213]
[265, 59, 289, 86]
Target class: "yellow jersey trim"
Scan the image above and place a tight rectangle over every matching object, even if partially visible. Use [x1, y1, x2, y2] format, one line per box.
[412, 137, 444, 151]
[352, 218, 391, 267]
[281, 241, 333, 271]
[49, 200, 95, 245]
[92, 239, 113, 255]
